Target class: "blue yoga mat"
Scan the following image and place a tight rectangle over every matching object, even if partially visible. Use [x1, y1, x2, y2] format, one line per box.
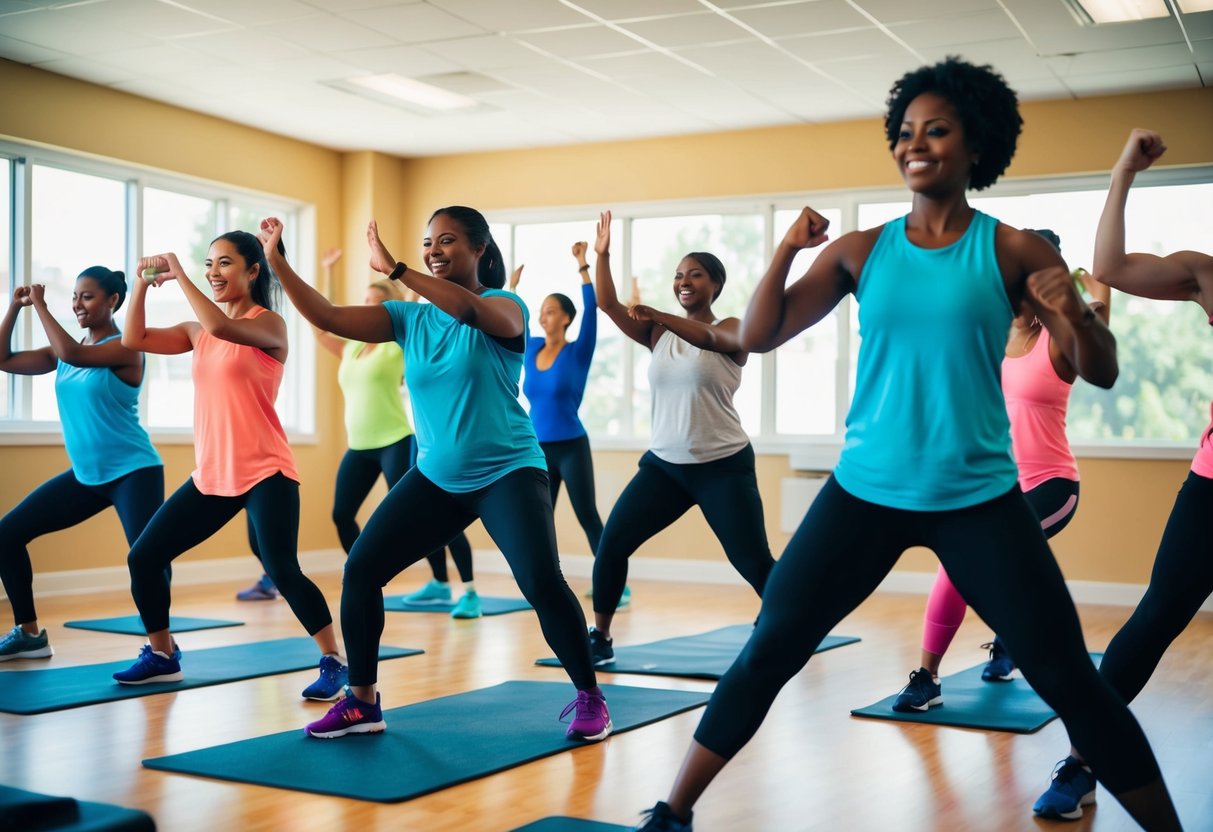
[0, 637, 422, 715]
[0, 784, 154, 832]
[850, 653, 1103, 734]
[384, 594, 533, 615]
[65, 615, 243, 635]
[536, 624, 860, 680]
[143, 681, 709, 803]
[511, 818, 631, 832]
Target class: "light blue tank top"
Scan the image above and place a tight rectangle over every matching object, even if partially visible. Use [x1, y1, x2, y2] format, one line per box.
[55, 334, 162, 486]
[833, 211, 1018, 510]
[384, 291, 547, 493]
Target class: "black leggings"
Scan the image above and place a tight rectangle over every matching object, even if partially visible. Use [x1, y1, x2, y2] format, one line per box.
[0, 466, 163, 625]
[333, 435, 473, 583]
[1100, 470, 1213, 704]
[695, 477, 1161, 795]
[592, 444, 774, 614]
[129, 473, 331, 635]
[341, 466, 595, 690]
[541, 434, 604, 555]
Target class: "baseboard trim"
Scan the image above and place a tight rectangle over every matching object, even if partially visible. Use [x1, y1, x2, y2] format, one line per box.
[9, 549, 1210, 613]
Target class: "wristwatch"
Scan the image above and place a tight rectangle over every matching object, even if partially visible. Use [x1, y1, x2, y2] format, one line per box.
[389, 261, 408, 281]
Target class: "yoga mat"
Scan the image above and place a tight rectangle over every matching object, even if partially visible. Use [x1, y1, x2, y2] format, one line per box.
[511, 819, 631, 832]
[65, 615, 242, 635]
[536, 624, 861, 680]
[850, 653, 1103, 734]
[0, 784, 154, 832]
[383, 595, 533, 616]
[143, 681, 709, 803]
[0, 638, 422, 716]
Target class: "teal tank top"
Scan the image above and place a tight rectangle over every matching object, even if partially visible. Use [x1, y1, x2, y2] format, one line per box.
[55, 334, 162, 486]
[833, 211, 1018, 510]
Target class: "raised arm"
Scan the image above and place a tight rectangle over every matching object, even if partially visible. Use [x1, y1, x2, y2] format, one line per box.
[1076, 268, 1112, 324]
[593, 211, 659, 348]
[27, 284, 141, 374]
[740, 207, 845, 353]
[628, 306, 748, 364]
[260, 218, 393, 343]
[158, 252, 287, 353]
[120, 266, 196, 355]
[569, 243, 597, 361]
[0, 288, 55, 375]
[312, 247, 347, 357]
[369, 220, 522, 340]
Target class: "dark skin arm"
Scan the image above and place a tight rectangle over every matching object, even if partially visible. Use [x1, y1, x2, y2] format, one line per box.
[593, 210, 661, 349]
[27, 284, 142, 385]
[627, 305, 749, 366]
[121, 270, 198, 356]
[0, 288, 56, 375]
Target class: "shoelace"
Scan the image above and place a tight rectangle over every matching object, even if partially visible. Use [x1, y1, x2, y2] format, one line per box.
[558, 693, 602, 723]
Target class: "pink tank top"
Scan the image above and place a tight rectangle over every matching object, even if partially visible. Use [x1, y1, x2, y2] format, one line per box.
[1002, 327, 1079, 492]
[1192, 403, 1213, 479]
[191, 306, 299, 496]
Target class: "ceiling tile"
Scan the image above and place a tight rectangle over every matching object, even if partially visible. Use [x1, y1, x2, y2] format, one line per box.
[413, 34, 554, 71]
[513, 23, 651, 57]
[620, 12, 752, 48]
[778, 27, 912, 64]
[1009, 76, 1074, 99]
[265, 11, 399, 52]
[299, 0, 420, 11]
[342, 3, 487, 44]
[888, 9, 1021, 50]
[1062, 63, 1201, 95]
[729, 0, 874, 38]
[919, 38, 1057, 82]
[176, 28, 312, 68]
[1012, 2, 1187, 56]
[83, 42, 233, 78]
[171, 0, 320, 27]
[329, 43, 464, 76]
[0, 5, 151, 54]
[1047, 42, 1197, 76]
[427, 0, 593, 32]
[32, 55, 138, 86]
[0, 31, 69, 63]
[1194, 39, 1213, 61]
[1178, 10, 1213, 40]
[849, 0, 1002, 25]
[574, 50, 711, 84]
[566, 0, 704, 20]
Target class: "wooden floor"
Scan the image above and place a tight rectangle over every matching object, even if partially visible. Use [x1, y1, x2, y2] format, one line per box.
[2, 567, 1211, 832]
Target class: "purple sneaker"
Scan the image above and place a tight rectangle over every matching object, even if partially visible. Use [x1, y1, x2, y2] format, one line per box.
[561, 687, 612, 741]
[113, 644, 183, 685]
[304, 689, 386, 739]
[236, 575, 278, 601]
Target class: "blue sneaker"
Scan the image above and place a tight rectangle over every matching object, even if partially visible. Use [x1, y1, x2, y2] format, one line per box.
[113, 644, 183, 685]
[635, 801, 693, 831]
[981, 636, 1015, 681]
[301, 655, 349, 701]
[402, 579, 451, 605]
[450, 590, 482, 619]
[236, 575, 278, 601]
[1034, 756, 1096, 820]
[0, 625, 54, 661]
[892, 668, 942, 712]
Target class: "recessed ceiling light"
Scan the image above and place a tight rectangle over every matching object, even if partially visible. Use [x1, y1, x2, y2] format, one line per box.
[1063, 0, 1171, 25]
[344, 73, 478, 111]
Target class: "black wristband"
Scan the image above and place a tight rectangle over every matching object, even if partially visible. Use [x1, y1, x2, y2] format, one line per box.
[388, 261, 407, 281]
[578, 264, 590, 272]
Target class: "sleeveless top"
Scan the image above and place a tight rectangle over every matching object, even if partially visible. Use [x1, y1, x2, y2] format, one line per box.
[55, 333, 161, 485]
[523, 282, 597, 443]
[337, 339, 412, 451]
[384, 291, 546, 493]
[834, 211, 1018, 510]
[1193, 403, 1213, 479]
[191, 306, 299, 496]
[648, 324, 750, 464]
[1003, 326, 1079, 491]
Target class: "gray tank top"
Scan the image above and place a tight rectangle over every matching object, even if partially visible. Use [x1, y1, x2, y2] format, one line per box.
[648, 326, 750, 464]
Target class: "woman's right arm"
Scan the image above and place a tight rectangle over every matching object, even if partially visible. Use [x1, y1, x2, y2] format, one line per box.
[740, 207, 847, 353]
[0, 288, 55, 375]
[312, 247, 347, 357]
[570, 242, 597, 362]
[593, 211, 658, 349]
[120, 267, 197, 354]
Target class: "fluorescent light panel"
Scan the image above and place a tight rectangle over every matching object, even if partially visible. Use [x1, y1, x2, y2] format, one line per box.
[1175, 0, 1213, 11]
[346, 73, 477, 111]
[1065, 0, 1170, 24]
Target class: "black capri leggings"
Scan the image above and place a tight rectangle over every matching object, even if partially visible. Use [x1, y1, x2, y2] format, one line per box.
[592, 444, 774, 614]
[694, 476, 1161, 796]
[541, 434, 604, 555]
[128, 473, 331, 635]
[1099, 470, 1213, 704]
[333, 435, 473, 583]
[0, 466, 163, 625]
[341, 466, 595, 690]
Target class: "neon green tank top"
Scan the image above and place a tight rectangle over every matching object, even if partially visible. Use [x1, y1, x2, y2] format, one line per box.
[337, 340, 413, 451]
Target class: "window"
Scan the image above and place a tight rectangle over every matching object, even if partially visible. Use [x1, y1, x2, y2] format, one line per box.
[0, 160, 11, 419]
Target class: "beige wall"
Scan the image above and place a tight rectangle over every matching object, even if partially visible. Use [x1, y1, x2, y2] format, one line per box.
[1, 57, 1209, 585]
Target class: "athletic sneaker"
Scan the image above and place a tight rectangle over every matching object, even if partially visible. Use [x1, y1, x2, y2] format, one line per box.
[304, 688, 386, 738]
[892, 668, 943, 712]
[236, 575, 278, 601]
[450, 590, 482, 619]
[561, 687, 613, 741]
[1034, 756, 1097, 820]
[402, 579, 452, 605]
[635, 801, 693, 832]
[981, 636, 1015, 681]
[0, 625, 54, 661]
[112, 644, 183, 685]
[301, 654, 349, 701]
[588, 627, 615, 666]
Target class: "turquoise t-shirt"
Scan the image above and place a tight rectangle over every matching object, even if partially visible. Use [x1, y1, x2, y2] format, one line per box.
[833, 211, 1018, 511]
[55, 334, 162, 486]
[384, 291, 547, 493]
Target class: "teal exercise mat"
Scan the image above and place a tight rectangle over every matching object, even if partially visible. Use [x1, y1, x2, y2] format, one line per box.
[511, 818, 631, 832]
[0, 784, 154, 832]
[0, 638, 422, 716]
[65, 615, 242, 635]
[384, 595, 533, 615]
[143, 681, 709, 803]
[850, 653, 1103, 734]
[537, 624, 861, 680]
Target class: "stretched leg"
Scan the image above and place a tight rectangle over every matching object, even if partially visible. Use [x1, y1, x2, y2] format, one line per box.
[691, 444, 775, 597]
[592, 453, 693, 636]
[332, 447, 382, 555]
[920, 566, 967, 674]
[559, 434, 605, 555]
[541, 440, 566, 508]
[937, 488, 1178, 829]
[446, 532, 474, 584]
[659, 478, 907, 821]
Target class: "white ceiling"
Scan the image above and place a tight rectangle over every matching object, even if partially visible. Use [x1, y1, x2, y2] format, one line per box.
[1, 0, 1209, 157]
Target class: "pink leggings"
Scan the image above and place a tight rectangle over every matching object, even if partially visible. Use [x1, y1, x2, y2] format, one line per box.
[922, 478, 1079, 656]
